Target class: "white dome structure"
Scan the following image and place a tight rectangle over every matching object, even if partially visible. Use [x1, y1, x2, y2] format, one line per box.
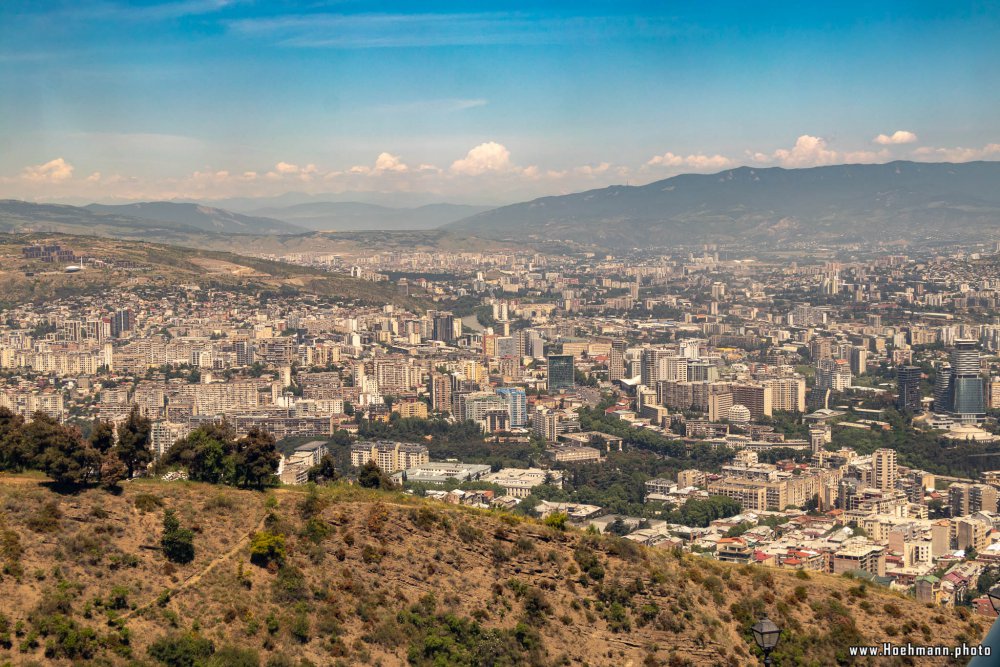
[728, 404, 752, 425]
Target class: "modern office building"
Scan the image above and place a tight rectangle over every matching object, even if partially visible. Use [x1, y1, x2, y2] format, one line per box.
[496, 387, 528, 428]
[547, 354, 575, 392]
[897, 365, 923, 413]
[938, 340, 985, 423]
[431, 311, 456, 345]
[934, 363, 952, 412]
[639, 348, 669, 386]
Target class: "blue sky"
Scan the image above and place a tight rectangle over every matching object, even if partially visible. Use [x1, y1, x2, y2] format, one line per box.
[1, 1, 998, 203]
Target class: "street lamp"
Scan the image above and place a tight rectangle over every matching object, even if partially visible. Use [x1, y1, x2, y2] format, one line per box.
[751, 616, 781, 665]
[988, 585, 1000, 615]
[970, 585, 1000, 666]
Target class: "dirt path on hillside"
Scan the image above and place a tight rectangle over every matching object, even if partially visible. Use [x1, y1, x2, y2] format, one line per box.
[124, 510, 269, 621]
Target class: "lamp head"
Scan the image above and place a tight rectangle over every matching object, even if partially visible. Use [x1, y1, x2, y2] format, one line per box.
[752, 616, 781, 652]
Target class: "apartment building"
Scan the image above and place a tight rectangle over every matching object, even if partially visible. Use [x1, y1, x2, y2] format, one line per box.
[350, 440, 430, 473]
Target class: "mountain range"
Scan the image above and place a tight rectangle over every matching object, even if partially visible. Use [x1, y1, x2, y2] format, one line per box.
[446, 160, 1000, 247]
[0, 199, 490, 239]
[245, 201, 492, 231]
[4, 160, 1000, 248]
[0, 200, 214, 242]
[84, 202, 306, 235]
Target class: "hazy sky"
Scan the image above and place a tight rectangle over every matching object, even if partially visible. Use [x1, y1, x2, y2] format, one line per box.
[1, 1, 999, 204]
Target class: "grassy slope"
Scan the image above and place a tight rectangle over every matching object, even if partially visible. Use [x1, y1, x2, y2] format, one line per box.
[0, 476, 987, 667]
[0, 233, 424, 311]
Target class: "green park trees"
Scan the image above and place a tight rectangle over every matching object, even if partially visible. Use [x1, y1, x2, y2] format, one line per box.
[0, 408, 156, 487]
[115, 406, 153, 479]
[358, 459, 395, 490]
[0, 406, 280, 491]
[161, 423, 280, 489]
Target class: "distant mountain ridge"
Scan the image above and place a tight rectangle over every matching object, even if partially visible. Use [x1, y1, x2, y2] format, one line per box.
[85, 201, 305, 235]
[247, 201, 493, 231]
[446, 160, 1000, 247]
[0, 199, 489, 239]
[0, 199, 210, 240]
[6, 160, 1000, 249]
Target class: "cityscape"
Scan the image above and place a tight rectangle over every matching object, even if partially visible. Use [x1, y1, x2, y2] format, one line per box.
[2, 2, 1000, 666]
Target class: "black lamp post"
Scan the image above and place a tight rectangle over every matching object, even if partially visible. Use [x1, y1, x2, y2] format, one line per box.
[751, 616, 781, 665]
[988, 585, 1000, 615]
[970, 586, 1000, 666]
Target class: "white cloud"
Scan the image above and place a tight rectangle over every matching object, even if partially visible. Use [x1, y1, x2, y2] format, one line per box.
[267, 161, 317, 180]
[21, 157, 74, 183]
[373, 152, 408, 172]
[749, 136, 890, 167]
[348, 152, 411, 175]
[912, 143, 1000, 162]
[450, 141, 514, 175]
[771, 135, 840, 167]
[647, 152, 733, 171]
[0, 145, 661, 202]
[873, 130, 918, 145]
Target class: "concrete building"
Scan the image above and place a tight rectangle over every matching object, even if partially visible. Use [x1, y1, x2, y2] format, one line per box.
[872, 449, 898, 491]
[549, 445, 602, 464]
[832, 544, 886, 578]
[731, 383, 772, 419]
[350, 440, 429, 473]
[765, 377, 806, 413]
[293, 440, 328, 467]
[949, 483, 999, 517]
[429, 373, 452, 415]
[484, 467, 563, 498]
[391, 462, 491, 486]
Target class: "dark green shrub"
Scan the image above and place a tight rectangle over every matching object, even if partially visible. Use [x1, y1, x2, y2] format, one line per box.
[160, 510, 194, 564]
[289, 611, 311, 643]
[148, 631, 214, 666]
[271, 565, 308, 603]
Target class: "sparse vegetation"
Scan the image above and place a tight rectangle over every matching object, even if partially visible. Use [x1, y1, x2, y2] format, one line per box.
[0, 477, 986, 666]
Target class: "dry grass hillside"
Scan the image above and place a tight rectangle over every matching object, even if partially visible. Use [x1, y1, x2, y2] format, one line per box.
[0, 475, 989, 667]
[0, 234, 423, 311]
